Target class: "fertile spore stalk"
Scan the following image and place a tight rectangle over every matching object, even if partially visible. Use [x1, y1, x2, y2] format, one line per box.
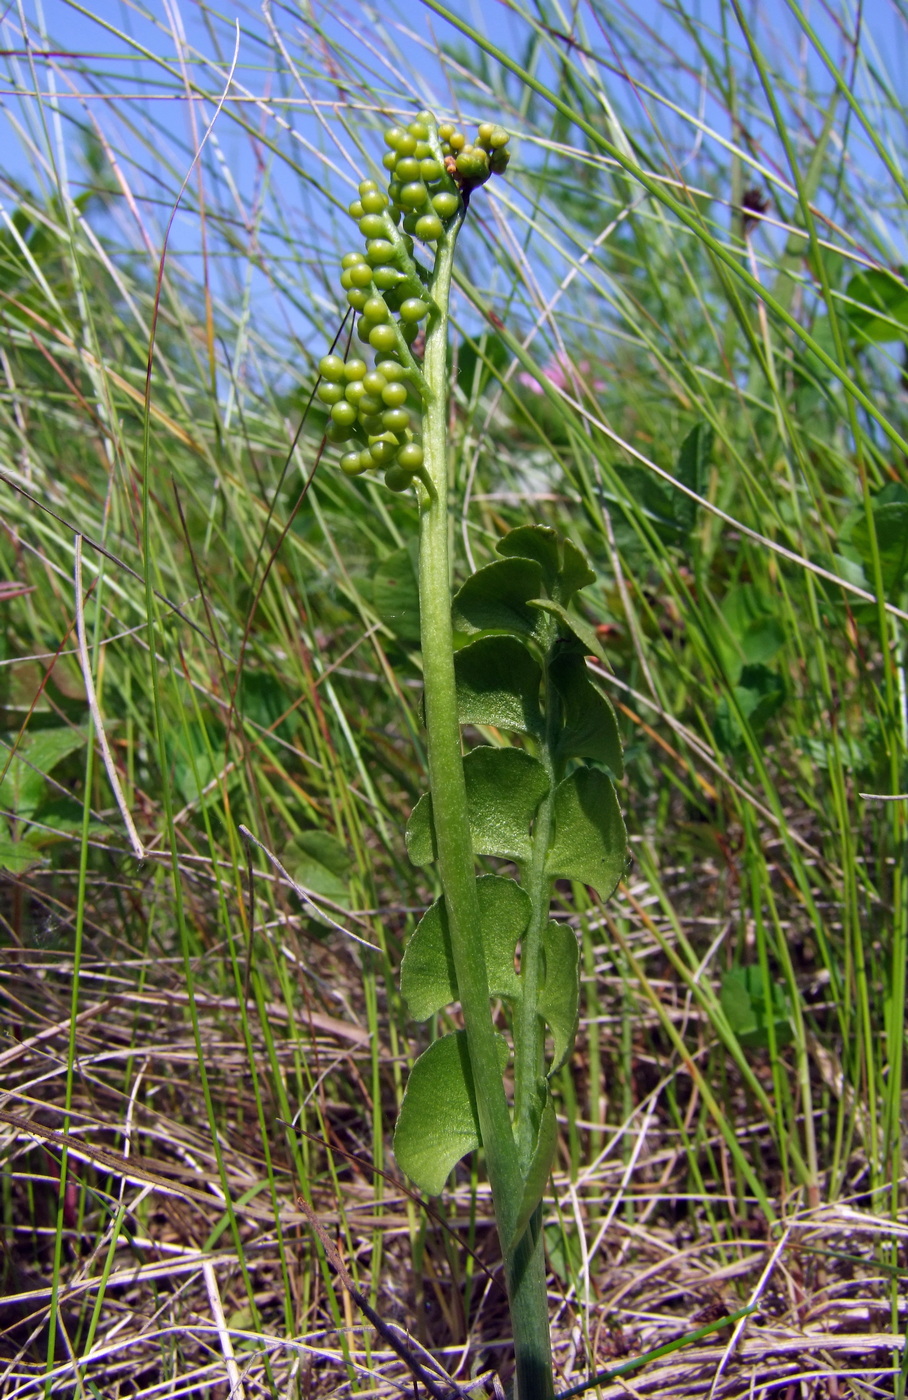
[318, 112, 509, 491]
[318, 111, 626, 1400]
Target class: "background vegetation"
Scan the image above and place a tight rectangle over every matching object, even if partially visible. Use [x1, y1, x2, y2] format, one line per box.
[1, 0, 907, 1395]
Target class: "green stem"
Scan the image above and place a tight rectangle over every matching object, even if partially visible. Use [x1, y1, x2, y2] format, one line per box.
[506, 1207, 555, 1400]
[418, 220, 521, 1236]
[417, 220, 554, 1399]
[513, 625, 558, 1169]
[509, 632, 559, 1400]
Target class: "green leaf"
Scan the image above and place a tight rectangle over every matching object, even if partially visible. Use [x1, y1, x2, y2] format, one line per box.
[845, 266, 908, 343]
[512, 1090, 557, 1246]
[616, 466, 684, 541]
[405, 792, 437, 866]
[286, 830, 351, 900]
[394, 1030, 510, 1195]
[720, 966, 792, 1050]
[0, 831, 45, 873]
[538, 921, 580, 1072]
[0, 727, 88, 821]
[22, 799, 106, 846]
[452, 558, 545, 642]
[455, 636, 542, 735]
[849, 500, 908, 595]
[374, 543, 421, 643]
[407, 747, 550, 867]
[455, 330, 509, 394]
[496, 525, 560, 591]
[719, 585, 785, 678]
[239, 671, 300, 739]
[465, 747, 550, 862]
[557, 539, 596, 604]
[672, 423, 713, 532]
[528, 598, 609, 666]
[545, 768, 626, 900]
[715, 663, 786, 752]
[171, 719, 226, 807]
[550, 651, 623, 777]
[400, 874, 529, 1020]
[496, 527, 596, 605]
[545, 1222, 582, 1284]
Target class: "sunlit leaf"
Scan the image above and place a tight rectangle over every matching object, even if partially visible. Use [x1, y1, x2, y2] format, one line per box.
[538, 921, 580, 1072]
[545, 768, 626, 899]
[496, 525, 560, 591]
[401, 874, 528, 1020]
[465, 747, 550, 862]
[455, 635, 542, 735]
[0, 832, 45, 873]
[846, 267, 908, 343]
[405, 792, 436, 866]
[496, 526, 596, 605]
[452, 558, 545, 641]
[287, 830, 351, 901]
[394, 1030, 509, 1195]
[407, 747, 550, 867]
[719, 584, 785, 677]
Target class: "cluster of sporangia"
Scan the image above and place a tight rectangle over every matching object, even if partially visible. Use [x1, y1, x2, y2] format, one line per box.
[317, 111, 511, 492]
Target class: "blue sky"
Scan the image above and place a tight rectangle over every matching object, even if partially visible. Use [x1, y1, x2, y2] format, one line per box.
[2, 0, 905, 373]
[6, 0, 903, 209]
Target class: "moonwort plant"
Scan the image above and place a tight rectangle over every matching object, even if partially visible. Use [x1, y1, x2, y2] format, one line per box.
[318, 111, 628, 1400]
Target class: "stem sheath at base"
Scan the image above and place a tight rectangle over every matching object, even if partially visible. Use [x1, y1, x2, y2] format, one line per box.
[507, 1206, 555, 1400]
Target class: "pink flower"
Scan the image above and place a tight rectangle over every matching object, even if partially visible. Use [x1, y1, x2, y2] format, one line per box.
[518, 352, 605, 397]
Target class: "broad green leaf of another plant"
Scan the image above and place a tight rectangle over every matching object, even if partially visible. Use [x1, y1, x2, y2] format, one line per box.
[286, 830, 351, 901]
[849, 496, 908, 596]
[715, 663, 786, 753]
[407, 746, 550, 866]
[671, 422, 713, 533]
[545, 767, 626, 899]
[374, 543, 421, 643]
[394, 1030, 510, 1195]
[401, 874, 528, 1020]
[720, 966, 793, 1050]
[845, 266, 908, 343]
[455, 330, 509, 395]
[545, 1223, 582, 1285]
[171, 720, 226, 807]
[719, 584, 785, 678]
[0, 833, 45, 873]
[0, 727, 87, 820]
